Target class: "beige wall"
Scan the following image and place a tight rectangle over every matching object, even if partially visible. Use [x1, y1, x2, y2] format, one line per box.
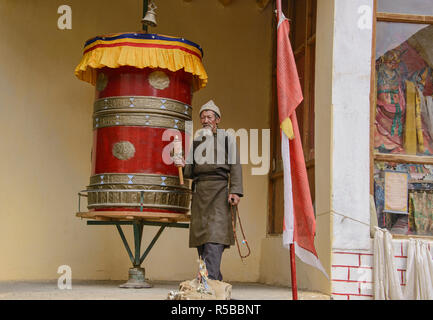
[0, 0, 274, 283]
[309, 0, 335, 294]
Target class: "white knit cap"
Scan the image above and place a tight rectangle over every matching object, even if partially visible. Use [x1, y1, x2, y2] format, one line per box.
[199, 100, 221, 118]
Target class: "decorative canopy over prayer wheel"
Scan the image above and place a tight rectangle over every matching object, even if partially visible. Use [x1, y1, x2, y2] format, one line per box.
[75, 32, 208, 214]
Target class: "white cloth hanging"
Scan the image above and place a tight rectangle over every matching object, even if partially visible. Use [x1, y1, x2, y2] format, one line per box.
[373, 228, 404, 299]
[374, 227, 433, 300]
[404, 238, 433, 299]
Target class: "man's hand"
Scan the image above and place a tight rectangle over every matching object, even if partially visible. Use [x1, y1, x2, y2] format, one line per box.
[173, 157, 185, 168]
[228, 194, 240, 206]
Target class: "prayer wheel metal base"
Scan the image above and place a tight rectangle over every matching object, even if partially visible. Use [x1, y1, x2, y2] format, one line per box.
[86, 173, 192, 213]
[82, 220, 189, 289]
[119, 267, 152, 289]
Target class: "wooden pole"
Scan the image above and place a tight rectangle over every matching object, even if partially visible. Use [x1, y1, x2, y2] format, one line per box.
[290, 243, 298, 300]
[276, 0, 282, 20]
[276, 0, 298, 300]
[178, 166, 184, 185]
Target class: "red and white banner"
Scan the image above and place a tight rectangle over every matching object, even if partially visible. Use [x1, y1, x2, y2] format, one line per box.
[277, 10, 328, 279]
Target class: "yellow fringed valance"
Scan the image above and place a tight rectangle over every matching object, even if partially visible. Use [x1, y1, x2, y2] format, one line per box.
[74, 33, 208, 91]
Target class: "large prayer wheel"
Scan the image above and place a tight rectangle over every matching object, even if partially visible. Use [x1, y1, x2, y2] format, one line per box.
[75, 32, 208, 214]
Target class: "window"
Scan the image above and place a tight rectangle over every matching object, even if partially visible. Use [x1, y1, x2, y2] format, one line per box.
[377, 0, 433, 16]
[372, 0, 433, 237]
[268, 0, 317, 235]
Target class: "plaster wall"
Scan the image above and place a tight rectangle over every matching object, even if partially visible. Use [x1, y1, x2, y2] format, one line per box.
[308, 0, 373, 296]
[0, 0, 272, 282]
[330, 0, 373, 251]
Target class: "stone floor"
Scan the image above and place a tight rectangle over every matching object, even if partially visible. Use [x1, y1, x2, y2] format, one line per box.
[0, 280, 331, 300]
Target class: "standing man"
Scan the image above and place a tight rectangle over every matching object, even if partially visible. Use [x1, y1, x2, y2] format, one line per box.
[175, 100, 243, 281]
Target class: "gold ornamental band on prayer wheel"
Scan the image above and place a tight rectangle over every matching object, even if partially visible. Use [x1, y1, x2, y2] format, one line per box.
[86, 188, 192, 211]
[93, 113, 187, 130]
[93, 96, 192, 130]
[89, 173, 191, 187]
[93, 96, 192, 119]
[87, 173, 192, 212]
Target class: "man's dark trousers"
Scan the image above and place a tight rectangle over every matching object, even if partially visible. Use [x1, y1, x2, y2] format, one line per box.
[197, 242, 225, 281]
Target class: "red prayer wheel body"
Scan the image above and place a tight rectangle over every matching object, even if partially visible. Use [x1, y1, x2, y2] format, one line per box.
[87, 66, 193, 213]
[75, 32, 207, 214]
[95, 66, 193, 104]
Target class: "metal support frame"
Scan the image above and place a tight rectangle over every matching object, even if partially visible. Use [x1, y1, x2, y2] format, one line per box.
[87, 220, 189, 288]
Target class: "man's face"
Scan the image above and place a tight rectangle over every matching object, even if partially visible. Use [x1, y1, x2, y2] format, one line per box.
[200, 110, 220, 133]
